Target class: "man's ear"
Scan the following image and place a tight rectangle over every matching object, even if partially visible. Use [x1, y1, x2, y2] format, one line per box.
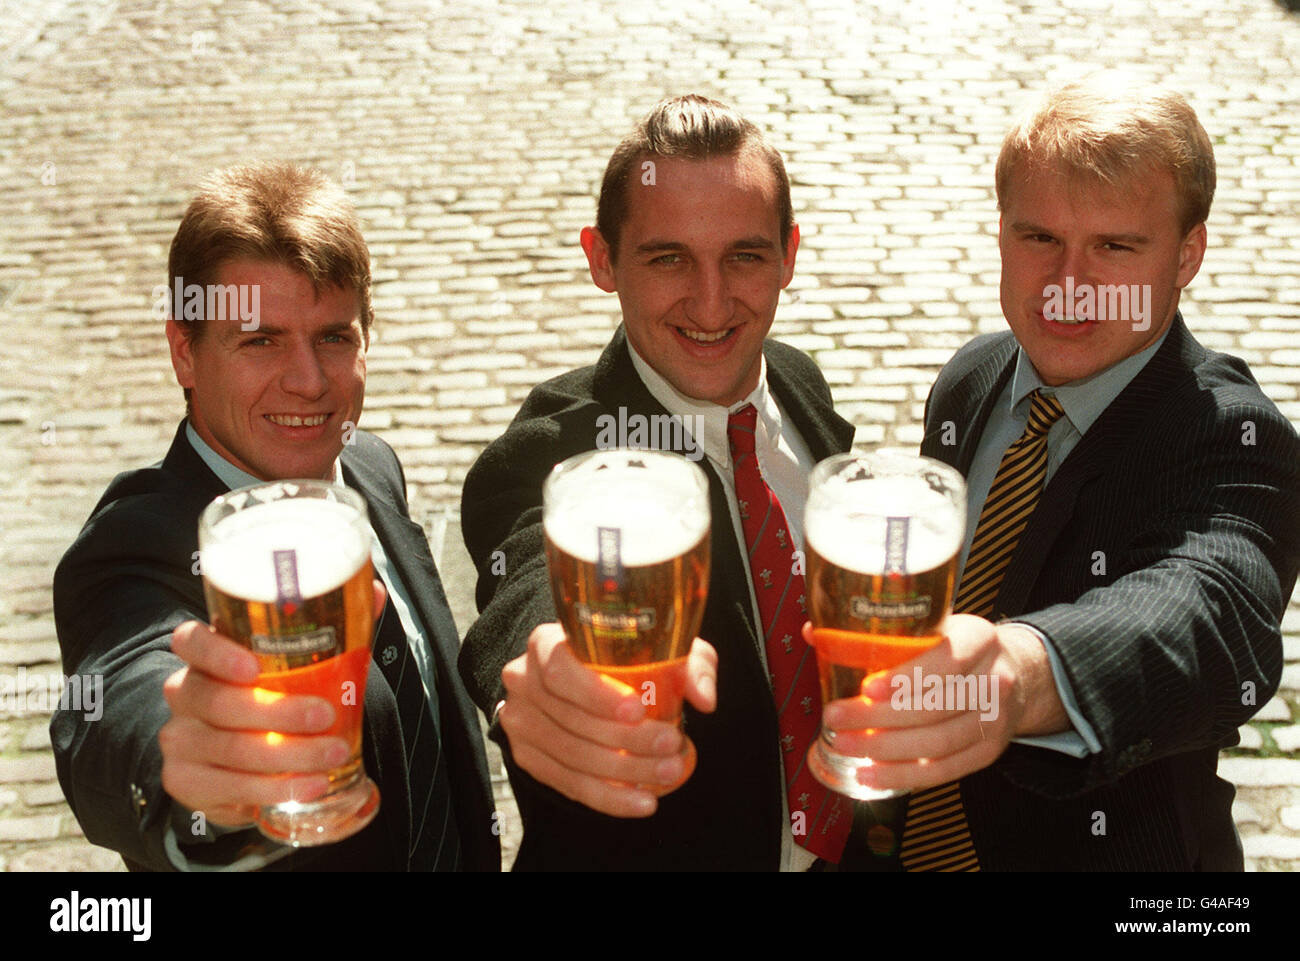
[166, 317, 196, 390]
[1176, 221, 1208, 290]
[580, 226, 618, 293]
[779, 223, 800, 288]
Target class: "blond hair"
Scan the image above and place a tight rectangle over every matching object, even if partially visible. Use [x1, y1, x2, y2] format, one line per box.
[996, 76, 1215, 234]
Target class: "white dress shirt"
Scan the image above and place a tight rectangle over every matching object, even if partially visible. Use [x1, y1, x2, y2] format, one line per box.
[628, 346, 820, 872]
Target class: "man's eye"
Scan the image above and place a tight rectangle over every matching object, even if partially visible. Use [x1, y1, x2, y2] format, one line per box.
[651, 253, 682, 265]
[243, 336, 272, 347]
[1103, 242, 1133, 252]
[1028, 233, 1055, 244]
[732, 252, 762, 263]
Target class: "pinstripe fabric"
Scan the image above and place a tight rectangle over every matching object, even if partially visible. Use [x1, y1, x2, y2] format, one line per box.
[906, 317, 1300, 870]
[900, 390, 1065, 872]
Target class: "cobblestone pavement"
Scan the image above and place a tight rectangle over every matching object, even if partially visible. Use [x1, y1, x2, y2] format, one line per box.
[1, 0, 1298, 873]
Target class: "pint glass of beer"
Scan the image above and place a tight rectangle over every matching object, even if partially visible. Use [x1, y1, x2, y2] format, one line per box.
[543, 449, 711, 796]
[804, 453, 966, 800]
[198, 480, 379, 846]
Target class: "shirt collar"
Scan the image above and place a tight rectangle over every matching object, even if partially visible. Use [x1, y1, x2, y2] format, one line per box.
[185, 421, 342, 491]
[627, 341, 780, 468]
[1009, 325, 1171, 437]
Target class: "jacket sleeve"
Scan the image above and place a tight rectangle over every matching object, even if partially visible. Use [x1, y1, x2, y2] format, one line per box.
[1004, 395, 1300, 796]
[51, 497, 284, 870]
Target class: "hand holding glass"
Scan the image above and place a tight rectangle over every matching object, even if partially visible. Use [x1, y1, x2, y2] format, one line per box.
[542, 449, 711, 796]
[198, 480, 380, 846]
[804, 453, 966, 800]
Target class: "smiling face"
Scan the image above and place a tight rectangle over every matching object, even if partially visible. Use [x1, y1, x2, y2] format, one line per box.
[581, 151, 798, 406]
[166, 259, 367, 481]
[998, 164, 1207, 386]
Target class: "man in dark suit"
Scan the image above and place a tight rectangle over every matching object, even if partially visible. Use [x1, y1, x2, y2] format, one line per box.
[459, 96, 857, 869]
[823, 77, 1300, 869]
[52, 162, 499, 871]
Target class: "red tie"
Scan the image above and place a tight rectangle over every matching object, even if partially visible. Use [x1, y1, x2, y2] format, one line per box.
[727, 404, 851, 863]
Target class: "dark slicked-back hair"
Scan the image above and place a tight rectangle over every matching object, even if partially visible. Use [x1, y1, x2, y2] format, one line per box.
[168, 162, 373, 340]
[595, 95, 793, 262]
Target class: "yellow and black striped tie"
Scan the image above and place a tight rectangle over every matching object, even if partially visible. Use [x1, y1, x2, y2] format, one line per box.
[899, 389, 1066, 872]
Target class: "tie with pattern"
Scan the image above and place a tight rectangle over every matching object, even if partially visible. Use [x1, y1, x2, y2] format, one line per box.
[899, 389, 1066, 872]
[373, 595, 460, 870]
[727, 403, 851, 862]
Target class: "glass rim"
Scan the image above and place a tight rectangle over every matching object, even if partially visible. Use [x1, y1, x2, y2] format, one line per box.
[199, 477, 370, 543]
[543, 447, 710, 502]
[809, 451, 965, 489]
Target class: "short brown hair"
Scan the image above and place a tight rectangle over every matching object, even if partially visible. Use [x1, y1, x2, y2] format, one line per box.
[996, 75, 1216, 234]
[167, 162, 373, 339]
[595, 95, 793, 261]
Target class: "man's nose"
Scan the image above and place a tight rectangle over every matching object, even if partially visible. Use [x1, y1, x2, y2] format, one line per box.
[1054, 244, 1094, 291]
[281, 343, 329, 397]
[685, 265, 735, 328]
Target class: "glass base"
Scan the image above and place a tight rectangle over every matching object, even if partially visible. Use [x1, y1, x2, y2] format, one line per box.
[256, 774, 380, 847]
[807, 737, 905, 801]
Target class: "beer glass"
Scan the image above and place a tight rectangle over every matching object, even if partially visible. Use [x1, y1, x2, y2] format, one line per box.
[804, 453, 966, 800]
[198, 480, 379, 846]
[543, 449, 711, 796]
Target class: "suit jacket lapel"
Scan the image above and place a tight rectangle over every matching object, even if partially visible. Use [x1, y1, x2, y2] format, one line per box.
[921, 337, 1018, 475]
[995, 316, 1200, 618]
[764, 345, 856, 460]
[591, 329, 761, 644]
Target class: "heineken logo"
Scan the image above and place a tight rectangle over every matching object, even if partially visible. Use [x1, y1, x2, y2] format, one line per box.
[249, 626, 338, 657]
[850, 596, 932, 621]
[574, 603, 656, 635]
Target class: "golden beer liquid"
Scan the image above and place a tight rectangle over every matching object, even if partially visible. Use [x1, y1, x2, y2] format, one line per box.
[203, 555, 374, 788]
[543, 530, 709, 794]
[805, 542, 956, 704]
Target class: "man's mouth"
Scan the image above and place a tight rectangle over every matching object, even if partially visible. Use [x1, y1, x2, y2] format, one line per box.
[1041, 310, 1091, 326]
[265, 413, 329, 427]
[677, 327, 734, 344]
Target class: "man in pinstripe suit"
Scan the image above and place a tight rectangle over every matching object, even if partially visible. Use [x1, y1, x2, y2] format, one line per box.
[824, 76, 1300, 869]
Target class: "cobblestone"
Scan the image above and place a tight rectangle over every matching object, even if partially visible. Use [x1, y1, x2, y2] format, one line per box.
[3, 0, 1298, 874]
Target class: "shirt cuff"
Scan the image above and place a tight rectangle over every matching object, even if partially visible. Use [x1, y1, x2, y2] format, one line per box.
[1005, 621, 1101, 758]
[163, 801, 295, 872]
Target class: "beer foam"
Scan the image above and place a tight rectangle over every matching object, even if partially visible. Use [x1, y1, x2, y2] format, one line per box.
[202, 498, 370, 603]
[545, 486, 708, 567]
[806, 475, 964, 575]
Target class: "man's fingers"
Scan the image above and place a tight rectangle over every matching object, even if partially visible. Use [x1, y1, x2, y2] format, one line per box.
[854, 736, 1005, 794]
[827, 712, 986, 760]
[507, 737, 659, 818]
[684, 638, 718, 713]
[499, 697, 687, 788]
[163, 667, 335, 734]
[161, 758, 332, 814]
[172, 620, 260, 683]
[524, 627, 645, 722]
[159, 715, 350, 774]
[499, 677, 683, 756]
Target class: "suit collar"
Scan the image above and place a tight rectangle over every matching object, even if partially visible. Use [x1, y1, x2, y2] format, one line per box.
[593, 325, 854, 462]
